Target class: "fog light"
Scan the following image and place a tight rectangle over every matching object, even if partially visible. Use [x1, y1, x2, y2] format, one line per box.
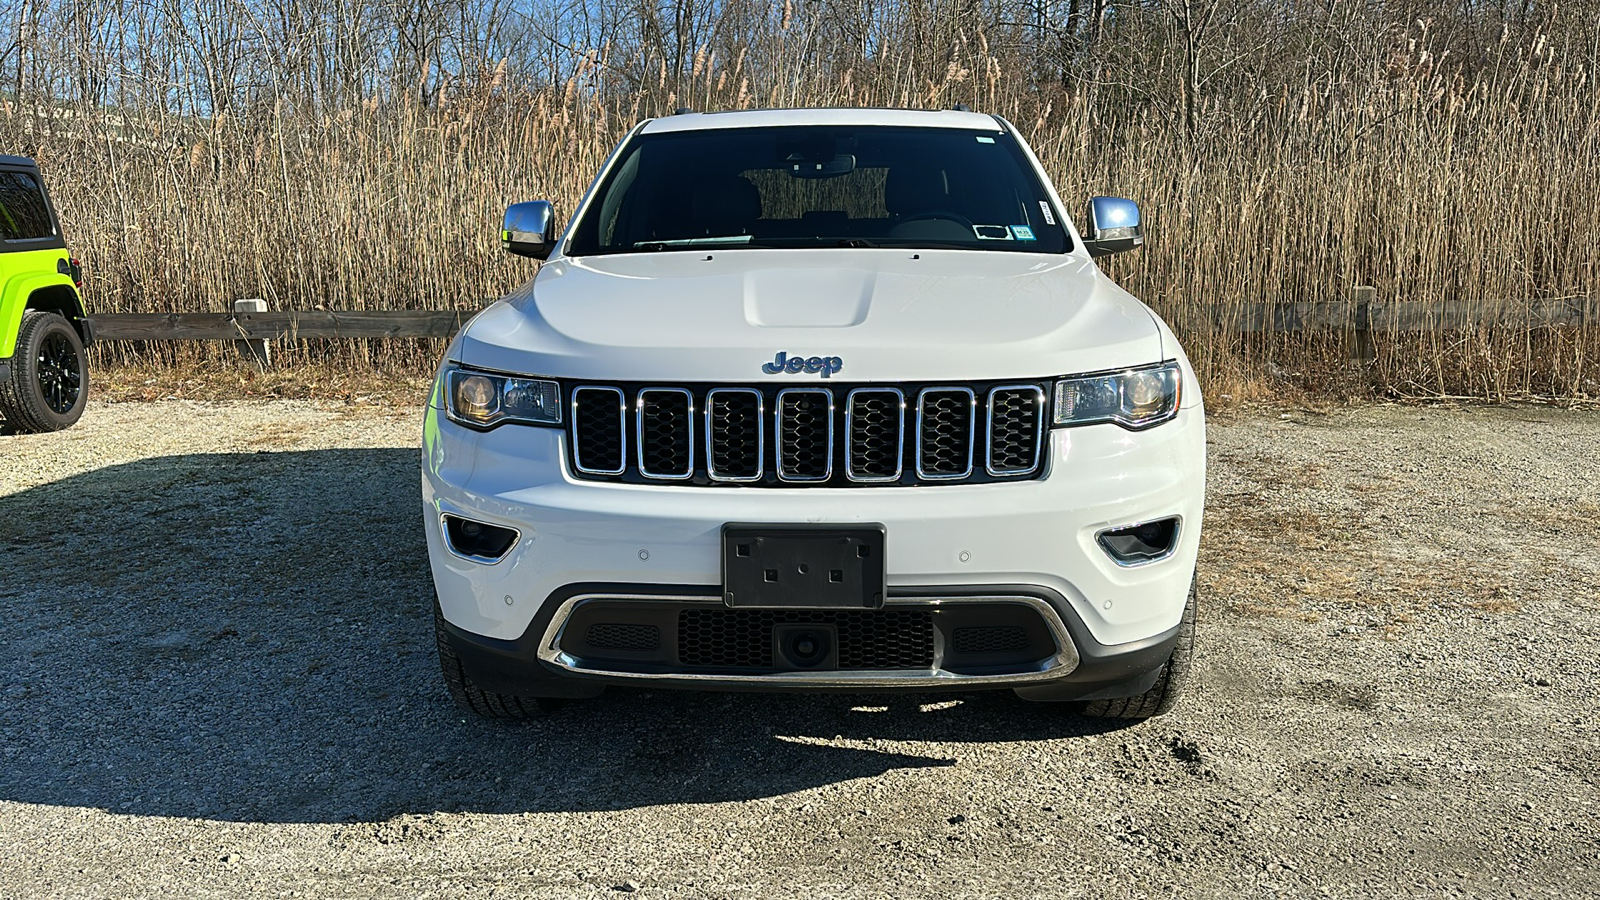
[1097, 517, 1180, 566]
[442, 514, 519, 563]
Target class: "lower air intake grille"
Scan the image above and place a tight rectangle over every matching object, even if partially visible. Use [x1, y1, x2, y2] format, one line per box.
[951, 626, 1030, 654]
[677, 609, 935, 669]
[586, 623, 661, 651]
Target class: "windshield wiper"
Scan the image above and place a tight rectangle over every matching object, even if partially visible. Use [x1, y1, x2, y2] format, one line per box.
[634, 235, 756, 250]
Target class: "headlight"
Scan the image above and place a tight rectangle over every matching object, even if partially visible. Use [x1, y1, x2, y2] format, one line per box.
[1053, 361, 1181, 430]
[443, 364, 562, 428]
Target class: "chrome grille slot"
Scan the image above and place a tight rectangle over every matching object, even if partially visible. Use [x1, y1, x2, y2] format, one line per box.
[636, 388, 694, 479]
[776, 388, 833, 482]
[916, 387, 975, 479]
[985, 385, 1046, 476]
[846, 388, 904, 482]
[706, 388, 763, 482]
[571, 386, 626, 475]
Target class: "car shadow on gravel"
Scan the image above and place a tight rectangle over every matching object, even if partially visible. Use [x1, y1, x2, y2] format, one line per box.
[1, 450, 1127, 824]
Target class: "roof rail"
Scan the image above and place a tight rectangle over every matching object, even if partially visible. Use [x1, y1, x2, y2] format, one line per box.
[950, 103, 973, 112]
[673, 107, 695, 115]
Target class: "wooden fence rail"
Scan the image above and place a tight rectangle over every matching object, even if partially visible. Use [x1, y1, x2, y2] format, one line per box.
[85, 289, 1595, 370]
[91, 308, 479, 342]
[88, 290, 1596, 344]
[1215, 294, 1597, 332]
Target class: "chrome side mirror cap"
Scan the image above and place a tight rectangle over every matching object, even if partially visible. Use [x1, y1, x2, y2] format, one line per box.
[502, 201, 556, 259]
[1084, 196, 1143, 257]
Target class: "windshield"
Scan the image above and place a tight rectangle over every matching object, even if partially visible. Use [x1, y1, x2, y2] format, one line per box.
[565, 125, 1070, 256]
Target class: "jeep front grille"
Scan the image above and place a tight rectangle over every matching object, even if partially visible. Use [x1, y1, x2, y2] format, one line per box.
[564, 379, 1048, 487]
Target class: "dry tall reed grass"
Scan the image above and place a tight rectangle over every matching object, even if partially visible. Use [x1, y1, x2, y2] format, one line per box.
[4, 3, 1597, 400]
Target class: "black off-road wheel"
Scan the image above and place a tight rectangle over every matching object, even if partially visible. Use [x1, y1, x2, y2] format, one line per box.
[1, 310, 88, 433]
[433, 605, 560, 719]
[1079, 576, 1197, 720]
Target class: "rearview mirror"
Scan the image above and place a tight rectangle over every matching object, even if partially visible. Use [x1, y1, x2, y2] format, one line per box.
[787, 153, 856, 179]
[1084, 196, 1142, 257]
[502, 201, 556, 259]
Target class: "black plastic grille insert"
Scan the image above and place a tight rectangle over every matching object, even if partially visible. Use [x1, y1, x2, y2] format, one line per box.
[951, 626, 1030, 654]
[586, 623, 661, 651]
[678, 609, 935, 669]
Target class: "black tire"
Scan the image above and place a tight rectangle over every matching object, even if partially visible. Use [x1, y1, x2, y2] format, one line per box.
[433, 605, 558, 719]
[1080, 575, 1197, 720]
[1, 310, 89, 433]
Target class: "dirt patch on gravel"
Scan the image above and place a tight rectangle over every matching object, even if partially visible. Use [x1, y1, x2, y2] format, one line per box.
[1, 400, 1596, 898]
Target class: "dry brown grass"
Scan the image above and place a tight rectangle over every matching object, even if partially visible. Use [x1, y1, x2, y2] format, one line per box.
[5, 5, 1597, 400]
[94, 361, 432, 407]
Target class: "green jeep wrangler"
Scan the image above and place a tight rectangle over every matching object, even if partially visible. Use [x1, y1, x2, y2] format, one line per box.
[0, 155, 89, 433]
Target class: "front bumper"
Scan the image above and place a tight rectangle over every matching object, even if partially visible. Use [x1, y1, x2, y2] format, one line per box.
[422, 402, 1204, 692]
[438, 583, 1182, 700]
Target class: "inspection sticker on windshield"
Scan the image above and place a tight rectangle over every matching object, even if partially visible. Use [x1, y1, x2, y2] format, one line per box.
[1011, 225, 1037, 241]
[1038, 202, 1056, 225]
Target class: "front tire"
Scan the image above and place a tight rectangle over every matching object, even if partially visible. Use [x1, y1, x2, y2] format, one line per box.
[433, 605, 559, 719]
[1, 311, 89, 433]
[1079, 575, 1197, 720]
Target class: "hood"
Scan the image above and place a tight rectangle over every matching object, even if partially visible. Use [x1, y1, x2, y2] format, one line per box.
[456, 248, 1161, 383]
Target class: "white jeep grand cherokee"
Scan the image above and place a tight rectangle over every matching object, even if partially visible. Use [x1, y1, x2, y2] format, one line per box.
[422, 107, 1204, 719]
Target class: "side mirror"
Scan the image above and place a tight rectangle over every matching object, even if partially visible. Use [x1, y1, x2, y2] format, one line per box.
[1084, 196, 1142, 257]
[502, 201, 557, 260]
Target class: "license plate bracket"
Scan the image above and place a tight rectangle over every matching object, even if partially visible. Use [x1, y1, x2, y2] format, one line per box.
[722, 524, 886, 609]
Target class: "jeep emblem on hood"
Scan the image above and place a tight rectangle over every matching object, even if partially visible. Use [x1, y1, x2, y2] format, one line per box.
[762, 352, 844, 379]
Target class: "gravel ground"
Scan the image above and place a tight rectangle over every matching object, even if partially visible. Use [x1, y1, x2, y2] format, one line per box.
[1, 399, 1597, 899]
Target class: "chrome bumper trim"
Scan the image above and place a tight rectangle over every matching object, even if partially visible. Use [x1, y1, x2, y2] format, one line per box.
[535, 593, 1082, 687]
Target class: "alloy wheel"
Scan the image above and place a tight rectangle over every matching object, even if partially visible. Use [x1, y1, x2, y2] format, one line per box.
[36, 330, 82, 414]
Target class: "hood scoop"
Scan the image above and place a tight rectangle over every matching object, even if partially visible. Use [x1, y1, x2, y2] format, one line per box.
[743, 267, 874, 328]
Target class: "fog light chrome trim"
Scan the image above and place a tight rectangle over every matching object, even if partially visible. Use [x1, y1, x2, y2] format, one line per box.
[1095, 516, 1182, 568]
[440, 513, 521, 565]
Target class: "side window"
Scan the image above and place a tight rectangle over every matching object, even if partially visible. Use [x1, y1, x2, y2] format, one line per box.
[0, 171, 55, 241]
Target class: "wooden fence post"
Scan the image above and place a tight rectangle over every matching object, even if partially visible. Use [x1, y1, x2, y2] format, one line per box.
[233, 298, 270, 373]
[1351, 285, 1376, 364]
